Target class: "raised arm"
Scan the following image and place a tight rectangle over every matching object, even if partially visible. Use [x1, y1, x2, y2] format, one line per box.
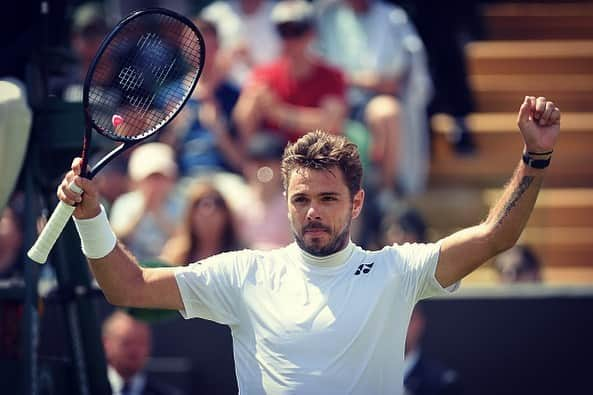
[58, 158, 183, 310]
[435, 96, 561, 287]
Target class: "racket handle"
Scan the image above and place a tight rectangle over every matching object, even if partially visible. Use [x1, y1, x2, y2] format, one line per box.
[28, 182, 82, 264]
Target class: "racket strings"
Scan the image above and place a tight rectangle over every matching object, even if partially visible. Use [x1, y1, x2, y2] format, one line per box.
[88, 12, 203, 141]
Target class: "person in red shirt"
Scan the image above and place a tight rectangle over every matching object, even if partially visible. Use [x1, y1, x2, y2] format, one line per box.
[233, 0, 347, 143]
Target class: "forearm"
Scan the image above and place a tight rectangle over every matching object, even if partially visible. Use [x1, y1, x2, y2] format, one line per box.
[88, 242, 145, 306]
[435, 96, 559, 287]
[214, 128, 244, 172]
[232, 92, 263, 142]
[483, 159, 545, 252]
[348, 72, 400, 95]
[272, 102, 346, 135]
[436, 160, 545, 287]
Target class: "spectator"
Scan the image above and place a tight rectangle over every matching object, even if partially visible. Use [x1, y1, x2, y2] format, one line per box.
[233, 0, 347, 145]
[102, 310, 183, 395]
[235, 133, 292, 250]
[50, 2, 110, 102]
[160, 182, 242, 265]
[110, 143, 183, 262]
[405, 303, 463, 395]
[494, 245, 542, 284]
[382, 207, 428, 245]
[315, 0, 433, 198]
[162, 18, 244, 179]
[396, 0, 481, 155]
[200, 0, 281, 85]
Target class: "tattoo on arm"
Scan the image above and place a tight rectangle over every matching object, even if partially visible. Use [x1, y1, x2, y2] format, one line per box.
[494, 176, 535, 226]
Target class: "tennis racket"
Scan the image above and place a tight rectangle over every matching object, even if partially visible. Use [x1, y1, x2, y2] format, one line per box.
[28, 8, 205, 264]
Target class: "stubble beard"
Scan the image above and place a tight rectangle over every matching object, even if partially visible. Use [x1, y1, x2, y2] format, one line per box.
[293, 220, 351, 257]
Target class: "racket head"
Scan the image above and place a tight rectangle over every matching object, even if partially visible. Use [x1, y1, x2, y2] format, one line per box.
[82, 8, 204, 142]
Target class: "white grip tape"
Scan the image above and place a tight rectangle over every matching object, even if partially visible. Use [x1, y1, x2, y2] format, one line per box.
[27, 181, 83, 264]
[28, 201, 77, 263]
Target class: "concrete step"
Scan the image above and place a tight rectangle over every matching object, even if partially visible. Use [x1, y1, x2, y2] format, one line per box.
[429, 112, 593, 188]
[466, 40, 593, 75]
[484, 3, 593, 40]
[414, 188, 593, 230]
[470, 74, 593, 112]
[464, 265, 593, 286]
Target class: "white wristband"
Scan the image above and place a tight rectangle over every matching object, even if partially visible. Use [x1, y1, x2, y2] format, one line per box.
[73, 205, 117, 259]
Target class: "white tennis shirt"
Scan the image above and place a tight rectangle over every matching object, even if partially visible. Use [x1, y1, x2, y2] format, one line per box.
[174, 241, 457, 394]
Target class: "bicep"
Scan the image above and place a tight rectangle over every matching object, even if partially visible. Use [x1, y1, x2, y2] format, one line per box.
[137, 267, 184, 310]
[436, 224, 497, 287]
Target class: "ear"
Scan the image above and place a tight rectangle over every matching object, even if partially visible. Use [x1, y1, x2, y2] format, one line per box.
[351, 189, 364, 219]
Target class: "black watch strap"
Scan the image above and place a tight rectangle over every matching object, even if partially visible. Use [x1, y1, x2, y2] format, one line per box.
[522, 152, 551, 169]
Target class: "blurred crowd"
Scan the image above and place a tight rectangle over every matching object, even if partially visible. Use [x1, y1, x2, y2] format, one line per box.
[1, 0, 545, 293]
[0, 1, 546, 393]
[45, 0, 473, 261]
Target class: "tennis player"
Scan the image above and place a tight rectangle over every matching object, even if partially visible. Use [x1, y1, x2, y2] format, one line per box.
[58, 96, 559, 394]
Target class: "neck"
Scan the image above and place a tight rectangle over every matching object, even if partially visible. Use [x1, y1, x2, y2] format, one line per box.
[297, 240, 354, 267]
[284, 53, 313, 80]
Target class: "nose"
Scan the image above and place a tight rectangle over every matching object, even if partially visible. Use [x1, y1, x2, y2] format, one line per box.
[306, 204, 321, 220]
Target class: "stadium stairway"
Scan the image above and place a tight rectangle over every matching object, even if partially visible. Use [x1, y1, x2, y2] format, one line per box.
[424, 2, 593, 285]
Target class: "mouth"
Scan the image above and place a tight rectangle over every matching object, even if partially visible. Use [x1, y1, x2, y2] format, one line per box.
[303, 224, 330, 236]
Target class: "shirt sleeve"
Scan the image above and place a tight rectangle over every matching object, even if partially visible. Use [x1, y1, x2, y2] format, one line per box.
[391, 242, 459, 304]
[174, 250, 250, 326]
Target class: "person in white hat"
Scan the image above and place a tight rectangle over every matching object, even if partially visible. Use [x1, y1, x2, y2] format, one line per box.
[109, 143, 183, 261]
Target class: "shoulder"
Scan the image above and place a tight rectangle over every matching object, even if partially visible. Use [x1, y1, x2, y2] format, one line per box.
[311, 58, 345, 83]
[249, 59, 286, 83]
[315, 58, 343, 75]
[194, 247, 286, 273]
[369, 242, 440, 267]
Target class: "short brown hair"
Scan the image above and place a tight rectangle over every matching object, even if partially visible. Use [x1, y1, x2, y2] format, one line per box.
[281, 130, 362, 198]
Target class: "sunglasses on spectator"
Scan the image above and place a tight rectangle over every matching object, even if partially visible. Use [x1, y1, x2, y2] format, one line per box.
[276, 21, 312, 39]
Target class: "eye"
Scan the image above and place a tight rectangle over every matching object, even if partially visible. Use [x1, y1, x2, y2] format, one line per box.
[292, 195, 309, 204]
[321, 195, 338, 202]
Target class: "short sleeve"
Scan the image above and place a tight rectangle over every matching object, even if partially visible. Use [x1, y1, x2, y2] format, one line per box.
[391, 242, 459, 303]
[174, 250, 251, 326]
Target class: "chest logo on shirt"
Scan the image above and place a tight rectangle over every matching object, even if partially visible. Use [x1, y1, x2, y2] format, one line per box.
[354, 262, 374, 275]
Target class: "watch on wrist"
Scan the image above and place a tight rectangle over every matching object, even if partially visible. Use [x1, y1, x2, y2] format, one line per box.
[522, 152, 552, 169]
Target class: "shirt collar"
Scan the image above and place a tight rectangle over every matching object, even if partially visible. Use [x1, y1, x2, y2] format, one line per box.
[296, 240, 355, 267]
[107, 365, 146, 395]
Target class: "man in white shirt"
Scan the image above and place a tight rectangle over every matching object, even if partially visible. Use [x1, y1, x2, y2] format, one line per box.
[58, 96, 560, 394]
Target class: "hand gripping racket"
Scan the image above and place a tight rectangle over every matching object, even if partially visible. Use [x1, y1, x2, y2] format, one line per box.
[28, 8, 205, 263]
